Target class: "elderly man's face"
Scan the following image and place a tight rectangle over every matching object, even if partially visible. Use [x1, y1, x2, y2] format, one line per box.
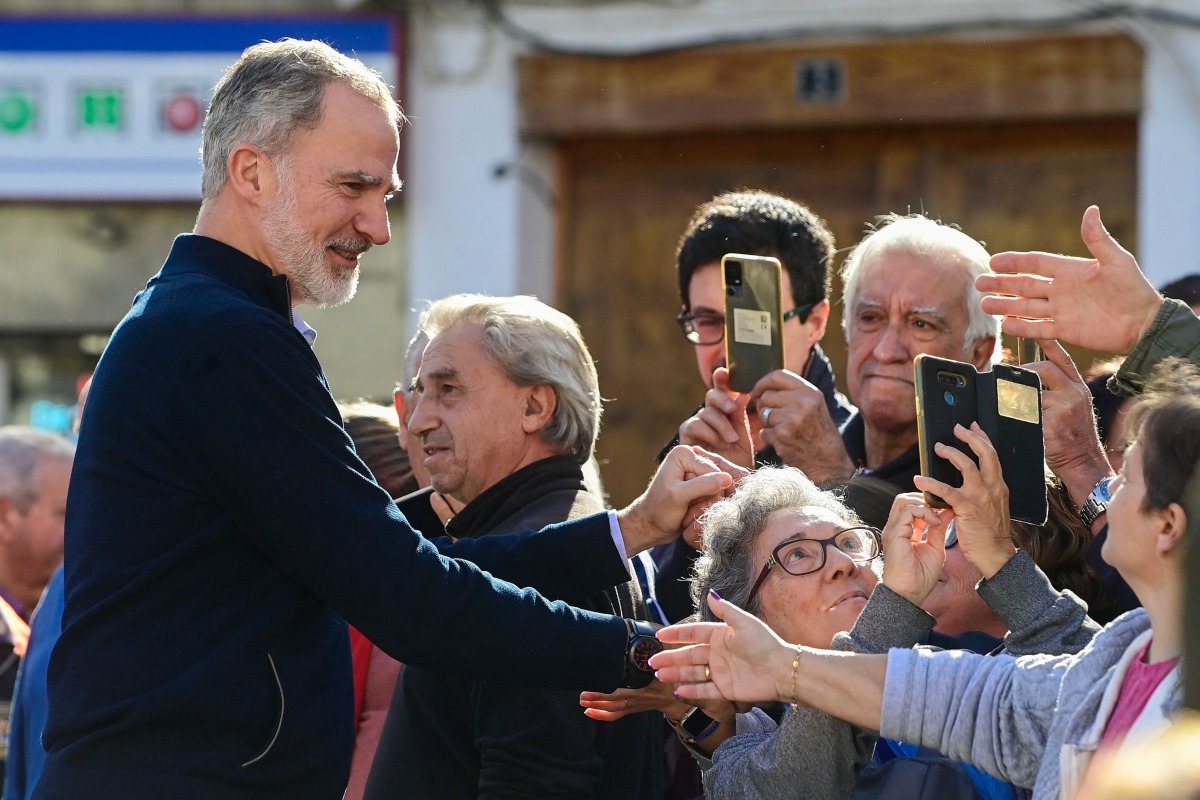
[750, 507, 879, 648]
[7, 456, 71, 600]
[845, 253, 994, 439]
[262, 82, 400, 308]
[407, 324, 539, 506]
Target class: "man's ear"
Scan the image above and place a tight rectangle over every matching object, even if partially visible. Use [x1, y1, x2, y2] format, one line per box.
[1156, 501, 1189, 558]
[0, 498, 19, 544]
[393, 387, 410, 436]
[802, 299, 831, 347]
[520, 385, 558, 435]
[227, 143, 268, 204]
[968, 335, 998, 371]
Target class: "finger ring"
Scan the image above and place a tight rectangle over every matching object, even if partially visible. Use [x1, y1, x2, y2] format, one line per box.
[760, 407, 773, 426]
[624, 699, 630, 711]
[704, 665, 712, 681]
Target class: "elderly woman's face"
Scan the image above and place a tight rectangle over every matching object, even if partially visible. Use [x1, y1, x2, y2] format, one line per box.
[750, 506, 880, 648]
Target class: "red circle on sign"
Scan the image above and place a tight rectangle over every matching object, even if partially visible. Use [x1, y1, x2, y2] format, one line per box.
[163, 94, 203, 133]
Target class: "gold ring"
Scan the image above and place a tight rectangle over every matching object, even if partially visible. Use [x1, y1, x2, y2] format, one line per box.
[704, 665, 712, 681]
[624, 699, 629, 711]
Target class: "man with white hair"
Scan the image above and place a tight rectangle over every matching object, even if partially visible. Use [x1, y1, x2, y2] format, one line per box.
[750, 213, 1002, 489]
[367, 294, 660, 799]
[0, 426, 73, 786]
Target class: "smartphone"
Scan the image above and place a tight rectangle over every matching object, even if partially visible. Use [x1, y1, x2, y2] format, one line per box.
[723, 254, 785, 393]
[914, 355, 1048, 524]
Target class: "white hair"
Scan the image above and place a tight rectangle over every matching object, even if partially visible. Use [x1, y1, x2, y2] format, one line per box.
[840, 213, 1002, 365]
[419, 294, 601, 463]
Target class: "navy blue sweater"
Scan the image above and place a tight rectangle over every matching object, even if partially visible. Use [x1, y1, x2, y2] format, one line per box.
[38, 236, 631, 800]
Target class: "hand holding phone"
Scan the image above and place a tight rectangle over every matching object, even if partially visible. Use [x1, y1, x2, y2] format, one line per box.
[723, 254, 785, 393]
[914, 355, 1048, 524]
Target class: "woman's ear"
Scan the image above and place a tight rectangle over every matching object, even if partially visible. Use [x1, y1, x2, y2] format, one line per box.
[520, 384, 557, 435]
[1155, 501, 1189, 558]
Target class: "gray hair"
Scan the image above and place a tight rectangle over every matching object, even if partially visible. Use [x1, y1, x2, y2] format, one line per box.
[419, 294, 601, 463]
[691, 467, 862, 620]
[200, 38, 402, 200]
[398, 328, 429, 396]
[0, 427, 75, 513]
[840, 213, 1002, 365]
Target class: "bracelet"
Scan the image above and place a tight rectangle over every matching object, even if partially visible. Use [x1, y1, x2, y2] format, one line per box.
[689, 718, 721, 743]
[789, 645, 802, 711]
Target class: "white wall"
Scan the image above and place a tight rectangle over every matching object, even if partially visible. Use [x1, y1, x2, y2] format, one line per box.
[405, 0, 1200, 314]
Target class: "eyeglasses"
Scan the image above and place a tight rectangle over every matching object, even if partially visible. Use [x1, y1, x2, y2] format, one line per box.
[676, 302, 816, 346]
[745, 526, 882, 605]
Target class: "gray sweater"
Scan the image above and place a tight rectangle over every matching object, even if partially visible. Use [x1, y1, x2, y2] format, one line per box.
[882, 609, 1180, 799]
[702, 550, 1100, 800]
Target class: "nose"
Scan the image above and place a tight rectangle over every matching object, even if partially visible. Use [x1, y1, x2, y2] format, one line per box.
[356, 197, 391, 247]
[406, 393, 437, 438]
[871, 320, 910, 364]
[823, 545, 859, 580]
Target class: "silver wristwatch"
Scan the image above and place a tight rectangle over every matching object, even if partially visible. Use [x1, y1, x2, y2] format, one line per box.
[1079, 476, 1113, 529]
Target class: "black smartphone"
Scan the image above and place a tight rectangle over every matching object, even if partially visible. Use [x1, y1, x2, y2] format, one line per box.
[914, 355, 1048, 525]
[723, 253, 785, 393]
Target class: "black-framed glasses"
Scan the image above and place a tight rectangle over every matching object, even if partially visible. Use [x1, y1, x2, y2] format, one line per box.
[676, 301, 816, 345]
[746, 526, 882, 605]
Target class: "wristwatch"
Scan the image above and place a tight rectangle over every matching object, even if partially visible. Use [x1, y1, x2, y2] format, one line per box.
[1079, 476, 1113, 529]
[675, 705, 721, 744]
[623, 619, 662, 689]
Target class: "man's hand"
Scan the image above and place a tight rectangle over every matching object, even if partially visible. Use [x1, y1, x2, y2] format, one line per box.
[678, 368, 755, 469]
[617, 446, 743, 555]
[879, 493, 949, 607]
[1021, 339, 1115, 514]
[980, 205, 1163, 353]
[750, 370, 854, 483]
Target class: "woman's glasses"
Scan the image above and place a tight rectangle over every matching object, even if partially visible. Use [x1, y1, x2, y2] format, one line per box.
[745, 526, 882, 605]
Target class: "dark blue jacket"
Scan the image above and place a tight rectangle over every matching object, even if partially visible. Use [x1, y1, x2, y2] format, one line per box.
[38, 235, 631, 800]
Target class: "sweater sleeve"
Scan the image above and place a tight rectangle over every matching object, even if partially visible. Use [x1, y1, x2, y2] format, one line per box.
[704, 705, 875, 800]
[176, 321, 628, 690]
[434, 518, 630, 602]
[1111, 298, 1200, 395]
[977, 549, 1101, 656]
[880, 647, 1070, 788]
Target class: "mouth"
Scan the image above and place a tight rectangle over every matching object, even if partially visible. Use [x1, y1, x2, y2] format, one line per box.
[327, 240, 371, 266]
[863, 373, 912, 385]
[828, 590, 868, 610]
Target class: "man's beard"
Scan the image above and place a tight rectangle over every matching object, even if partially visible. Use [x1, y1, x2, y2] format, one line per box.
[262, 167, 369, 308]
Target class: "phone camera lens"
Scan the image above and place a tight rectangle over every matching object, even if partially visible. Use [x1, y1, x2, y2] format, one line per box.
[944, 390, 957, 406]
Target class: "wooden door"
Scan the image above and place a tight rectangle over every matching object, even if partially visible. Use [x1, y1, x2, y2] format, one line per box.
[557, 121, 1137, 505]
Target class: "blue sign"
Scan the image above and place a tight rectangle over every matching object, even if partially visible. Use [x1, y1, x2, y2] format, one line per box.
[0, 16, 400, 200]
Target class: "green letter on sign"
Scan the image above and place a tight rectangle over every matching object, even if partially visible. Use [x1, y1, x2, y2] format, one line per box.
[0, 88, 36, 134]
[78, 87, 124, 130]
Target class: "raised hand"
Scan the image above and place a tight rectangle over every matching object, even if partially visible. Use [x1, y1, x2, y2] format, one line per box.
[979, 206, 1162, 353]
[678, 367, 755, 469]
[617, 446, 744, 554]
[878, 492, 949, 607]
[1021, 339, 1114, 515]
[652, 592, 795, 704]
[750, 370, 854, 482]
[913, 423, 1016, 579]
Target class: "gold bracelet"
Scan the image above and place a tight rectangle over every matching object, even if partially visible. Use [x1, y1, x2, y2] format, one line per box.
[790, 645, 802, 711]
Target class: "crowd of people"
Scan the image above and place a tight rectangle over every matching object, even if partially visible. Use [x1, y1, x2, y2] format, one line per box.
[0, 35, 1195, 800]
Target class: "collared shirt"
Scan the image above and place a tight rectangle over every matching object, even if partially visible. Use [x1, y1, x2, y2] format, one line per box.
[291, 311, 317, 347]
